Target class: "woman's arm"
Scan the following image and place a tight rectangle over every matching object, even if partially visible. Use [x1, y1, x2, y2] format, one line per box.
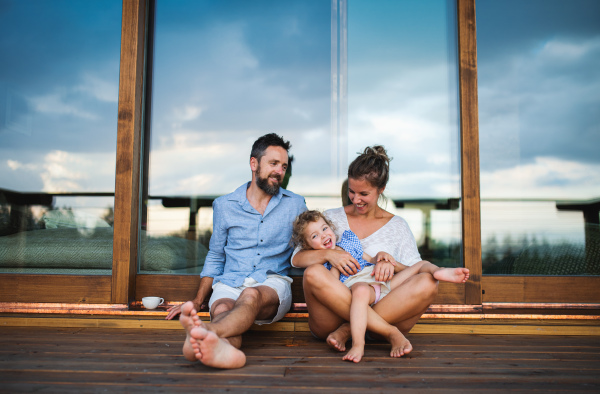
[292, 248, 361, 276]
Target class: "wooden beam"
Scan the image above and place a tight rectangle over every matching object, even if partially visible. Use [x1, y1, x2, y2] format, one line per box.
[0, 275, 111, 303]
[482, 276, 600, 303]
[112, 0, 148, 304]
[457, 0, 482, 305]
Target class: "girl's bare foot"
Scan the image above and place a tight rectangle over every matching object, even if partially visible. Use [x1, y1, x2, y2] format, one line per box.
[388, 328, 412, 357]
[190, 326, 246, 369]
[343, 344, 365, 363]
[180, 301, 203, 361]
[434, 267, 470, 283]
[326, 323, 351, 352]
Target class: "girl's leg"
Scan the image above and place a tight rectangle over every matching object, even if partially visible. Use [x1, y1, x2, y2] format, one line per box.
[389, 261, 469, 292]
[343, 283, 375, 363]
[303, 265, 415, 356]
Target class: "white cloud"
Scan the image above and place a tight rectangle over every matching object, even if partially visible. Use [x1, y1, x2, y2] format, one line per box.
[30, 92, 97, 119]
[173, 105, 204, 122]
[481, 157, 600, 199]
[538, 36, 600, 60]
[75, 74, 118, 103]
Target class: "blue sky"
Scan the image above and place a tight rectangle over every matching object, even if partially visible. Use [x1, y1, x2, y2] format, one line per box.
[0, 0, 121, 193]
[0, 0, 598, 204]
[477, 0, 600, 198]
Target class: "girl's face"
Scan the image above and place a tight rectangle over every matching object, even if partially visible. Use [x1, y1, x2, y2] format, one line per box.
[347, 177, 384, 215]
[304, 217, 336, 250]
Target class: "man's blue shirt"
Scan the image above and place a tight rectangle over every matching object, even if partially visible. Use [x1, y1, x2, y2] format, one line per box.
[200, 182, 307, 287]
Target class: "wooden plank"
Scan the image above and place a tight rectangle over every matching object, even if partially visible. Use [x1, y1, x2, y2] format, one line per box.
[135, 274, 201, 301]
[457, 0, 482, 305]
[1, 328, 598, 392]
[111, 0, 147, 304]
[483, 276, 600, 303]
[137, 274, 465, 305]
[0, 275, 111, 303]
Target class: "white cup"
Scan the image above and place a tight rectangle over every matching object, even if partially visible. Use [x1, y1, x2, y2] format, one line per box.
[142, 297, 164, 309]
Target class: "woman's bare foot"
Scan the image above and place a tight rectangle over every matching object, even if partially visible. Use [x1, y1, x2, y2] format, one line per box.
[190, 326, 246, 369]
[326, 323, 351, 352]
[343, 343, 365, 363]
[388, 328, 412, 358]
[433, 267, 470, 283]
[180, 301, 202, 361]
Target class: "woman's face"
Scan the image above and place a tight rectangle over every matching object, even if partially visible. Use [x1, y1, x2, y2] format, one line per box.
[347, 177, 384, 215]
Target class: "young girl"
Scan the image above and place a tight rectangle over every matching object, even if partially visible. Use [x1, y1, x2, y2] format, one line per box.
[292, 210, 470, 363]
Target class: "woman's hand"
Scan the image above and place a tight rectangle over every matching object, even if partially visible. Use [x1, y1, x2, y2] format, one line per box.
[328, 249, 360, 276]
[372, 261, 395, 282]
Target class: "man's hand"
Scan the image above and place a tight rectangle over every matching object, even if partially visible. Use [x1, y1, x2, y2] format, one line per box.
[165, 300, 206, 320]
[371, 261, 395, 282]
[328, 249, 361, 276]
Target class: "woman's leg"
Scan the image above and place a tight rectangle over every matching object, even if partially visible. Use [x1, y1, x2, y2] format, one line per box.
[304, 265, 395, 337]
[373, 272, 439, 334]
[304, 265, 414, 357]
[303, 264, 350, 339]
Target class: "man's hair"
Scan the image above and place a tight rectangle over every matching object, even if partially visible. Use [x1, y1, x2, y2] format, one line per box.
[291, 210, 336, 250]
[250, 133, 291, 161]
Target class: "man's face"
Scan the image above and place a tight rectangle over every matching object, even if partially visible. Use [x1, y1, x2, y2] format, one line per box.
[254, 146, 289, 196]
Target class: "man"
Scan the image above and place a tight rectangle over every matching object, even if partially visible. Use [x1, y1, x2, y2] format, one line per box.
[165, 133, 307, 369]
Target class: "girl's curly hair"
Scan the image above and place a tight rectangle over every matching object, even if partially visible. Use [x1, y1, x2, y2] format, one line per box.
[291, 210, 336, 250]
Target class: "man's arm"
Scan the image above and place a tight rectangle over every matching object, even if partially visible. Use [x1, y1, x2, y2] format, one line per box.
[165, 276, 214, 320]
[165, 199, 227, 320]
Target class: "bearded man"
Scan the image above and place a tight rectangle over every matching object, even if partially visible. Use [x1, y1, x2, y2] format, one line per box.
[166, 133, 307, 369]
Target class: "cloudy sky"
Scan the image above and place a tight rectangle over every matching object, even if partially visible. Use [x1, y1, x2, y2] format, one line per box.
[0, 0, 598, 243]
[0, 0, 121, 194]
[477, 0, 600, 199]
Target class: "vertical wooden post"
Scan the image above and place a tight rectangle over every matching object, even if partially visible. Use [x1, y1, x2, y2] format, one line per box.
[457, 0, 482, 305]
[112, 0, 147, 304]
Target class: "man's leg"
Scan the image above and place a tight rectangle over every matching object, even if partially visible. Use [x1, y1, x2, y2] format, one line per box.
[189, 285, 280, 369]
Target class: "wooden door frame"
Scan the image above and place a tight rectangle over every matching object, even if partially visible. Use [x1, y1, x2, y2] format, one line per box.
[2, 0, 598, 308]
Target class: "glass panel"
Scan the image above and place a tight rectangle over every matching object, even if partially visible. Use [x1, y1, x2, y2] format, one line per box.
[347, 0, 462, 267]
[145, 0, 331, 274]
[478, 0, 600, 275]
[145, 0, 461, 274]
[0, 1, 122, 274]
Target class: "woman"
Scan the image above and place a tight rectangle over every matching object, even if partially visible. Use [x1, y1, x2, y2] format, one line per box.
[292, 145, 469, 356]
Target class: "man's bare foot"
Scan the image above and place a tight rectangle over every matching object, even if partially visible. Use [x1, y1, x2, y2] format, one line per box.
[343, 343, 365, 363]
[433, 267, 470, 284]
[388, 328, 412, 358]
[326, 323, 351, 352]
[180, 301, 202, 362]
[190, 326, 246, 369]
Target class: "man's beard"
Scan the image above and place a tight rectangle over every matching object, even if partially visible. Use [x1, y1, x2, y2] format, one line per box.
[255, 164, 281, 196]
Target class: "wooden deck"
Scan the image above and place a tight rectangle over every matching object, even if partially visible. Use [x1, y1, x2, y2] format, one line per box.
[1, 325, 599, 392]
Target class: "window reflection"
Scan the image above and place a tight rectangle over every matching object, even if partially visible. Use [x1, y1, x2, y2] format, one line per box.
[145, 0, 462, 273]
[0, 1, 122, 274]
[347, 0, 462, 267]
[478, 0, 600, 275]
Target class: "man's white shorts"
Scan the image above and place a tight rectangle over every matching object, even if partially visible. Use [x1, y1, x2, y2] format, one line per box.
[208, 274, 293, 325]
